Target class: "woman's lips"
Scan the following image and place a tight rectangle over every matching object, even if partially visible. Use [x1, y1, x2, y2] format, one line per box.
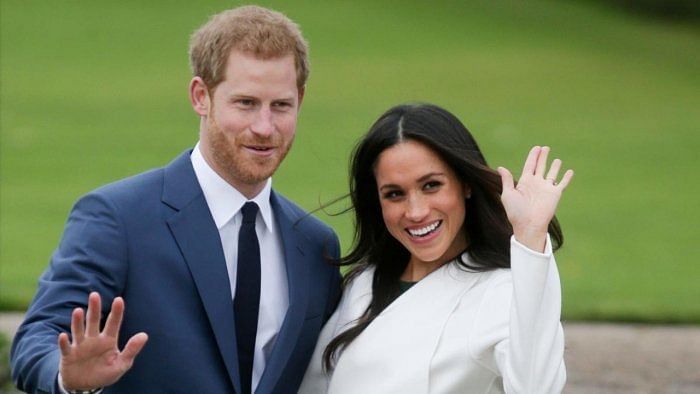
[405, 220, 443, 243]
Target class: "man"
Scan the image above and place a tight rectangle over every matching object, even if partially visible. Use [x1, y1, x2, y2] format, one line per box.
[11, 6, 341, 393]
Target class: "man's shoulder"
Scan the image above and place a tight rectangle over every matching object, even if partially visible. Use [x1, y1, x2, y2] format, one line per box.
[81, 150, 194, 209]
[90, 166, 165, 202]
[271, 192, 336, 238]
[81, 152, 198, 209]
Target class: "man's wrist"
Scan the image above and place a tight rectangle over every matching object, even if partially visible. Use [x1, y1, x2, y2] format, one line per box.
[57, 372, 103, 394]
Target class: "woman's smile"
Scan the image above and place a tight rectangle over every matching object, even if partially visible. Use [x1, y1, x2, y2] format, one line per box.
[374, 140, 469, 278]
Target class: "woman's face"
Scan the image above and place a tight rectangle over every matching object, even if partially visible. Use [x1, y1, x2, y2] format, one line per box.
[374, 140, 469, 272]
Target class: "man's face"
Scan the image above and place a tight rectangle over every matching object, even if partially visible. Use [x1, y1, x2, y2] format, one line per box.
[199, 50, 302, 197]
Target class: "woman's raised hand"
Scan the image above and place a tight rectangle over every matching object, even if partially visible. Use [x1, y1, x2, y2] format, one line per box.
[497, 146, 573, 252]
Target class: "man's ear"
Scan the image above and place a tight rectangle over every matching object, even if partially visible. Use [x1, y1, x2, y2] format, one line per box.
[189, 77, 210, 116]
[297, 85, 305, 110]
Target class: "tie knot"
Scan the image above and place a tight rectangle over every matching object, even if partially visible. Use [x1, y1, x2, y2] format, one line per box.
[241, 202, 259, 224]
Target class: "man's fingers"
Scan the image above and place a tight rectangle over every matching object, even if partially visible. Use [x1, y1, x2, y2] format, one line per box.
[521, 146, 540, 176]
[557, 169, 574, 190]
[535, 146, 550, 176]
[103, 297, 125, 338]
[497, 167, 515, 193]
[71, 307, 85, 344]
[120, 333, 149, 364]
[85, 292, 102, 336]
[58, 332, 72, 357]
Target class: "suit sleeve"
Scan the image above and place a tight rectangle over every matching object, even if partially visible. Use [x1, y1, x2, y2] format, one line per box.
[490, 235, 566, 394]
[10, 192, 129, 394]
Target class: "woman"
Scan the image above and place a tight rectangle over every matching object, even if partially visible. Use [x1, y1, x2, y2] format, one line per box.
[300, 103, 573, 393]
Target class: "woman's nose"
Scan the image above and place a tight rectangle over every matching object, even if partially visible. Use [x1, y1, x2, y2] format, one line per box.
[405, 194, 429, 221]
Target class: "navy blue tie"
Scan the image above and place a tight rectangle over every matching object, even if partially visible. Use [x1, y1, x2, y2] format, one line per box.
[234, 202, 260, 394]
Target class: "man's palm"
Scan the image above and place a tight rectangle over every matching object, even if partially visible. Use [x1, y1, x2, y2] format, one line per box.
[58, 293, 148, 391]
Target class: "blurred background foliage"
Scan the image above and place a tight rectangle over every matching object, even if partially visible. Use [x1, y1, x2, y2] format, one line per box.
[1, 0, 698, 323]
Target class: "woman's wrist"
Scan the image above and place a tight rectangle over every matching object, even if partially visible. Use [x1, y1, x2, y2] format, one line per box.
[512, 227, 548, 253]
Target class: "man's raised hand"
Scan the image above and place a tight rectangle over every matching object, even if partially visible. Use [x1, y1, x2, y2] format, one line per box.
[58, 292, 148, 391]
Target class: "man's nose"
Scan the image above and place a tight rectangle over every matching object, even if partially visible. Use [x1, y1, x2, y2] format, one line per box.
[250, 107, 274, 137]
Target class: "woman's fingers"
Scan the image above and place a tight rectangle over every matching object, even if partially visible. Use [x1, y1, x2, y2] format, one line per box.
[556, 169, 574, 190]
[520, 146, 571, 189]
[535, 146, 550, 177]
[521, 146, 541, 176]
[545, 158, 562, 185]
[497, 167, 515, 193]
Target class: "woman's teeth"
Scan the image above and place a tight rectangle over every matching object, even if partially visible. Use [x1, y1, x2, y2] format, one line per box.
[407, 220, 442, 237]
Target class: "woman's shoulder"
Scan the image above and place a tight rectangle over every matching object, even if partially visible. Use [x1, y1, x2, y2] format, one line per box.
[452, 255, 513, 287]
[485, 267, 513, 284]
[343, 265, 375, 296]
[452, 265, 514, 307]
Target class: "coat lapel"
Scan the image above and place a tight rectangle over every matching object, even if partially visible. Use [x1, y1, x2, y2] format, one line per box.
[255, 191, 310, 393]
[162, 151, 242, 394]
[329, 262, 481, 393]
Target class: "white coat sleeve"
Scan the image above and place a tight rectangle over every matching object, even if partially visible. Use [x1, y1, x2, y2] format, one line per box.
[299, 269, 374, 394]
[493, 235, 566, 394]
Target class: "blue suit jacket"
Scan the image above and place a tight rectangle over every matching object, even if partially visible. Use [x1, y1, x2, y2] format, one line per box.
[11, 150, 342, 393]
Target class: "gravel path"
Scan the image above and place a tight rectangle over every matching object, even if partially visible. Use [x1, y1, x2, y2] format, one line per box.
[564, 323, 700, 393]
[2, 313, 699, 392]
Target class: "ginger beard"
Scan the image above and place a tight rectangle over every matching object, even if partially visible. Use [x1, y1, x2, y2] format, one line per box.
[205, 103, 295, 187]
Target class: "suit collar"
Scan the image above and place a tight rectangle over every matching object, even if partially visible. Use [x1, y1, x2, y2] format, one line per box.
[162, 149, 200, 211]
[256, 191, 311, 393]
[190, 143, 275, 233]
[163, 151, 242, 393]
[163, 153, 312, 393]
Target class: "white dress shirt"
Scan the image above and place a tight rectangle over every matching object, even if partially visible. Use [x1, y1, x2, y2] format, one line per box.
[58, 144, 289, 394]
[191, 143, 289, 392]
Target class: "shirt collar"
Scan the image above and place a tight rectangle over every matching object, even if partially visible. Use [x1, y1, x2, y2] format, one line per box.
[191, 142, 275, 233]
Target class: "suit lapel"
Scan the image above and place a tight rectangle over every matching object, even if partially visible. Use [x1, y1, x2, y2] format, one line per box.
[256, 191, 310, 393]
[162, 151, 242, 394]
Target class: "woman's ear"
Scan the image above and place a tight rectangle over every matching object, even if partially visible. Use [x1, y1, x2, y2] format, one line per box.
[464, 184, 472, 199]
[189, 77, 210, 116]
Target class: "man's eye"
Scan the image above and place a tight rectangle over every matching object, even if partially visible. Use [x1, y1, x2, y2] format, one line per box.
[273, 102, 292, 109]
[237, 99, 255, 107]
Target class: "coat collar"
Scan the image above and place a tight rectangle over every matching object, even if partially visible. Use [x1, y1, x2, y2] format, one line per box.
[330, 262, 482, 393]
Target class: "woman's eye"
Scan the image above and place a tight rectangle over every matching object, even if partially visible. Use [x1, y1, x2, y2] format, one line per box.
[383, 190, 402, 199]
[423, 181, 442, 190]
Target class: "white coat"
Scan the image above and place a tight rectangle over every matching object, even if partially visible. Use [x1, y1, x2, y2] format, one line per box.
[299, 236, 566, 393]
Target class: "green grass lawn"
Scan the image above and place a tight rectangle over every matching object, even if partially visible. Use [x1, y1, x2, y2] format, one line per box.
[1, 0, 699, 322]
